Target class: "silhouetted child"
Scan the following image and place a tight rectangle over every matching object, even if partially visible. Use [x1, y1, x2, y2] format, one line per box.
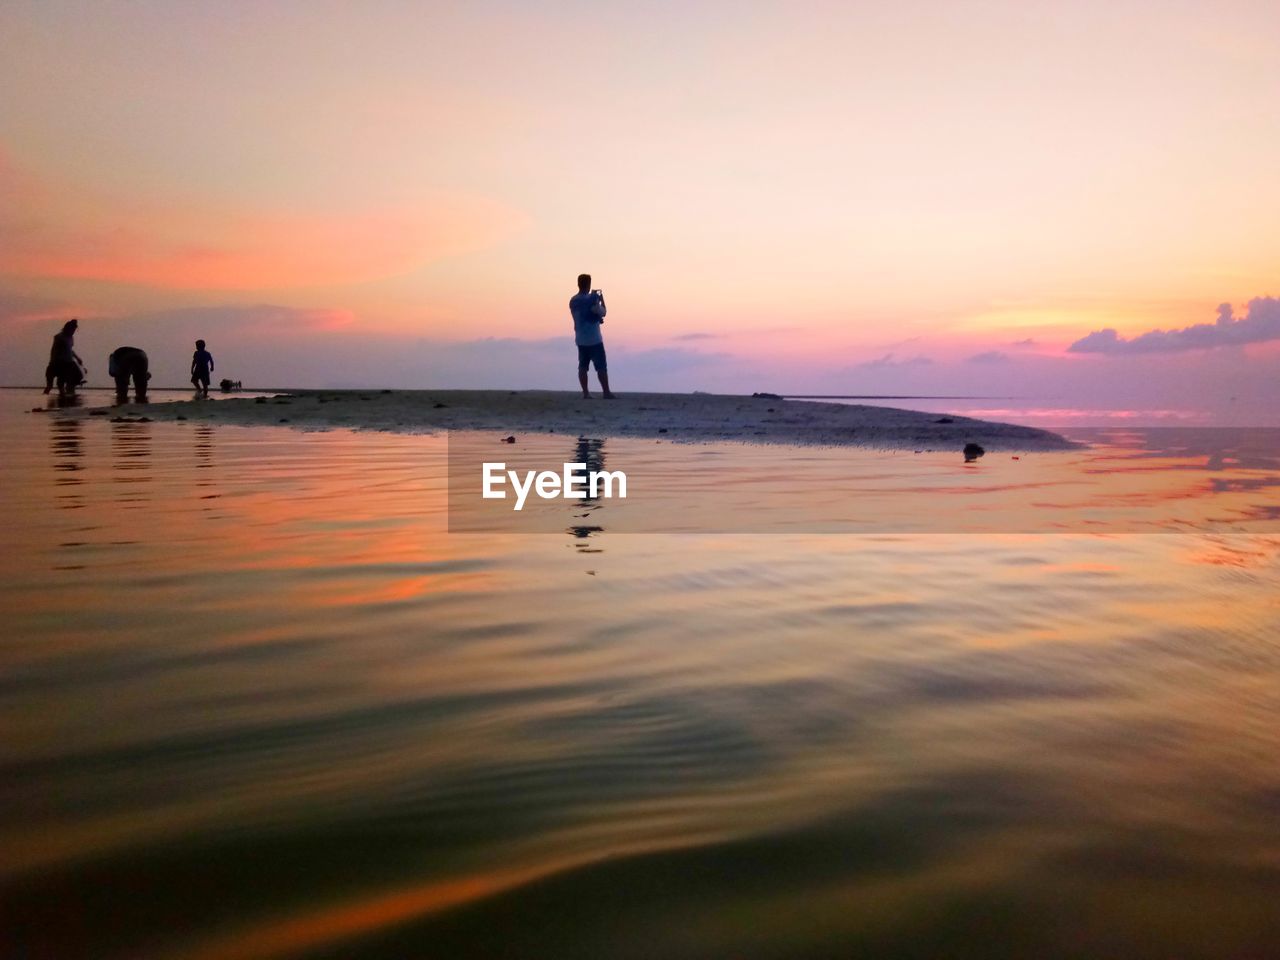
[191, 339, 214, 396]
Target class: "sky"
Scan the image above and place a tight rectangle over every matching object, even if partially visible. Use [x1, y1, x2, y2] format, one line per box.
[1, 0, 1278, 420]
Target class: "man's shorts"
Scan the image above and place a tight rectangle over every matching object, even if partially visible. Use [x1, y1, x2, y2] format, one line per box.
[577, 343, 607, 374]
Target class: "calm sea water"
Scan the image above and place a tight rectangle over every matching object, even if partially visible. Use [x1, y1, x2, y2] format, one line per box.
[4, 392, 1280, 959]
[797, 396, 1280, 429]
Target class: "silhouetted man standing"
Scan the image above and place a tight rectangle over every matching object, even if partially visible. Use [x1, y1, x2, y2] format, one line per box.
[569, 273, 614, 399]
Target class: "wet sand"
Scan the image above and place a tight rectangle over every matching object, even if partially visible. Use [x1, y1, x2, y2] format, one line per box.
[95, 390, 1076, 452]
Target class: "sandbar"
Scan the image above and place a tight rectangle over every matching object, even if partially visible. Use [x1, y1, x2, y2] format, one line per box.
[91, 390, 1078, 452]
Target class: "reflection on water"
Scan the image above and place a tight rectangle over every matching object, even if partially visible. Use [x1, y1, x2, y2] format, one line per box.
[568, 436, 607, 551]
[111, 420, 153, 509]
[194, 423, 215, 469]
[49, 417, 85, 521]
[2, 407, 1280, 959]
[49, 417, 84, 472]
[47, 391, 86, 410]
[450, 427, 1280, 535]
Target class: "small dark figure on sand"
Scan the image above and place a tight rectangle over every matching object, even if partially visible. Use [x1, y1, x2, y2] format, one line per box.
[191, 340, 215, 397]
[109, 346, 150, 403]
[569, 274, 614, 399]
[45, 319, 86, 395]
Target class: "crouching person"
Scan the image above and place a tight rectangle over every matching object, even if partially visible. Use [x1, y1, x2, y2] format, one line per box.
[109, 346, 150, 403]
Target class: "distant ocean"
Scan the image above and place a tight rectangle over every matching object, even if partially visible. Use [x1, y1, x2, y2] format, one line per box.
[791, 395, 1278, 429]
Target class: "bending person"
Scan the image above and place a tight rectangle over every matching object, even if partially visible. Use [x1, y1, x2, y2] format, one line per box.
[108, 346, 150, 403]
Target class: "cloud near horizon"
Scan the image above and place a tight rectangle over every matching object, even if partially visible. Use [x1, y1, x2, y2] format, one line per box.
[1069, 298, 1280, 355]
[854, 353, 933, 369]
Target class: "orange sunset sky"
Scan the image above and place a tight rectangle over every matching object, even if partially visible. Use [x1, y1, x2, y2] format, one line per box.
[1, 0, 1278, 418]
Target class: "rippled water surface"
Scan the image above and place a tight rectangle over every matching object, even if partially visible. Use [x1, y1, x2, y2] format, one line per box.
[4, 395, 1280, 959]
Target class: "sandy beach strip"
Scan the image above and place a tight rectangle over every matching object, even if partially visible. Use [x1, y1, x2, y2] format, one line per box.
[85, 390, 1077, 452]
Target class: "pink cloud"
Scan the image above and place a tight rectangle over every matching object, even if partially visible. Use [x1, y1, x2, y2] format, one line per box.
[0, 150, 525, 290]
[0, 291, 74, 325]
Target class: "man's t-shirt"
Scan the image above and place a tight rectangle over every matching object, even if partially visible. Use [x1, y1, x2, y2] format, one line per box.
[569, 292, 605, 346]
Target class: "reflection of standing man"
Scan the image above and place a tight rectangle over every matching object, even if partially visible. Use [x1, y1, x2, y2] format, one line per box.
[572, 436, 606, 501]
[568, 436, 606, 546]
[570, 274, 614, 399]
